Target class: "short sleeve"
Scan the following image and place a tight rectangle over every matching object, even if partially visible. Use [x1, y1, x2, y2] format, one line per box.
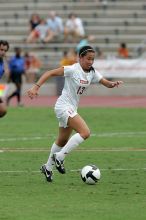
[64, 65, 74, 77]
[92, 69, 103, 83]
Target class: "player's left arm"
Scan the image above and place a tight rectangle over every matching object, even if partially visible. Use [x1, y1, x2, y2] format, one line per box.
[99, 78, 123, 88]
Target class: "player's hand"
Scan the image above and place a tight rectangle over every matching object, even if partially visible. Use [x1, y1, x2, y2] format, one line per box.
[110, 81, 123, 88]
[27, 86, 39, 99]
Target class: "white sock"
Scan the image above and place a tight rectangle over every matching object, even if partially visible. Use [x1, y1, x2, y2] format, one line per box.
[46, 143, 62, 171]
[56, 133, 84, 161]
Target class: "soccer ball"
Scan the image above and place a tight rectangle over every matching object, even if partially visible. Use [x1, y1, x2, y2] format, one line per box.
[80, 165, 101, 185]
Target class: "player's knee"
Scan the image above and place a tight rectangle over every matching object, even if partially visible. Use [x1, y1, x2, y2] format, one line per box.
[80, 129, 90, 140]
[0, 110, 7, 118]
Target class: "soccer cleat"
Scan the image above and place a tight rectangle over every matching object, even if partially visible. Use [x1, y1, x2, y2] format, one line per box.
[53, 153, 66, 174]
[17, 102, 24, 107]
[40, 165, 53, 182]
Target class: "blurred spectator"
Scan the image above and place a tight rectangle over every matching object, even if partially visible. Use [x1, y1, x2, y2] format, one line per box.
[26, 18, 49, 43]
[96, 47, 105, 59]
[118, 42, 129, 58]
[64, 13, 85, 43]
[60, 49, 77, 66]
[67, 48, 78, 64]
[44, 11, 64, 43]
[60, 51, 72, 66]
[24, 52, 42, 83]
[7, 47, 25, 106]
[57, 49, 77, 96]
[76, 35, 95, 52]
[29, 13, 41, 33]
[101, 0, 108, 10]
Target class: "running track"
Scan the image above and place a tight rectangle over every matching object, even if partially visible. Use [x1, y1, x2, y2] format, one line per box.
[10, 96, 146, 108]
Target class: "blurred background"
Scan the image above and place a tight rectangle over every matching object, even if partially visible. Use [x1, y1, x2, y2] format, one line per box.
[0, 0, 146, 100]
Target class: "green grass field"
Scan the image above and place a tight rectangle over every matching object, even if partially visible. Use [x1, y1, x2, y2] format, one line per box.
[0, 107, 146, 220]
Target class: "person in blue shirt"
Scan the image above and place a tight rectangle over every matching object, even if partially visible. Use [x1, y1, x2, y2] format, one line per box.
[7, 47, 25, 106]
[44, 11, 64, 43]
[0, 40, 9, 117]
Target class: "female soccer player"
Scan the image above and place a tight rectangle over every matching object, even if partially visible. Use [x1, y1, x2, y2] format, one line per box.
[0, 40, 9, 117]
[27, 45, 123, 182]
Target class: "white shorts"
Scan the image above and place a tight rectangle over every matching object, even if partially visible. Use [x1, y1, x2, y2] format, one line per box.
[54, 106, 77, 128]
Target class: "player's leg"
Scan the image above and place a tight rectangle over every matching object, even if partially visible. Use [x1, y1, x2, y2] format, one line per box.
[53, 114, 90, 173]
[6, 75, 17, 105]
[0, 98, 7, 117]
[7, 80, 22, 106]
[68, 114, 90, 139]
[41, 126, 73, 181]
[57, 114, 90, 158]
[26, 30, 38, 43]
[44, 30, 55, 43]
[6, 86, 17, 106]
[45, 126, 73, 170]
[56, 126, 73, 147]
[15, 81, 23, 106]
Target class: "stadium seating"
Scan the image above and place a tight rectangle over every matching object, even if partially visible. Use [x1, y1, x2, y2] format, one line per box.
[0, 0, 146, 69]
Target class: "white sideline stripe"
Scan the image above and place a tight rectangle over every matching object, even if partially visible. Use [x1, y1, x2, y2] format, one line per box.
[1, 148, 146, 152]
[0, 168, 146, 173]
[0, 131, 146, 142]
[0, 136, 46, 142]
[91, 131, 146, 137]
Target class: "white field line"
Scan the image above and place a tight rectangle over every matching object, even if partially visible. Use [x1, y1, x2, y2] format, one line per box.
[0, 148, 146, 152]
[91, 131, 146, 137]
[0, 131, 146, 142]
[0, 136, 47, 142]
[0, 167, 146, 174]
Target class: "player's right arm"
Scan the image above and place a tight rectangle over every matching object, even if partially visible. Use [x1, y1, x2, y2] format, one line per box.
[100, 78, 123, 88]
[27, 66, 64, 99]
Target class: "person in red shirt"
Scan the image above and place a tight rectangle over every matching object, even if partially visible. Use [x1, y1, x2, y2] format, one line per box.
[118, 43, 129, 58]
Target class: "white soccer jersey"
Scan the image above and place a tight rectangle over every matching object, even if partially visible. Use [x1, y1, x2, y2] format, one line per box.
[55, 63, 103, 110]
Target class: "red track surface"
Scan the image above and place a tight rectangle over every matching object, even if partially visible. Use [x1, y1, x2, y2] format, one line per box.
[9, 96, 146, 108]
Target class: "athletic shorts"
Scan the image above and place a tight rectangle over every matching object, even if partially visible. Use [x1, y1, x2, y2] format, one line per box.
[0, 97, 3, 103]
[11, 73, 22, 84]
[54, 106, 77, 128]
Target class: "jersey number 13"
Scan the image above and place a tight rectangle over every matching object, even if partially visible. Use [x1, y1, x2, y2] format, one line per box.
[77, 86, 85, 95]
